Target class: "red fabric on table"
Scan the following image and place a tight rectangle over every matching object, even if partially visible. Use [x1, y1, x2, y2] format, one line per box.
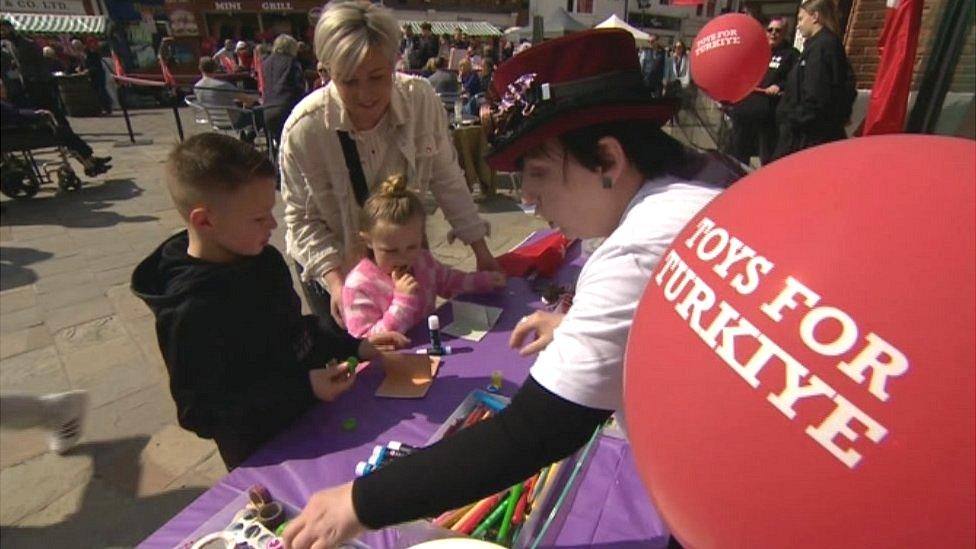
[497, 232, 571, 278]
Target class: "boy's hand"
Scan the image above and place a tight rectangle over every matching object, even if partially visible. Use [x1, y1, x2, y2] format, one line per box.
[309, 366, 356, 402]
[392, 268, 419, 296]
[364, 332, 409, 354]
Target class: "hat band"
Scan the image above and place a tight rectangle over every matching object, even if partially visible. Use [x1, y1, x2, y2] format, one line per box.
[483, 70, 647, 146]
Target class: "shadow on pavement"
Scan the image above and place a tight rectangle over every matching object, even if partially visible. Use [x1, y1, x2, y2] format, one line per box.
[0, 436, 206, 548]
[0, 246, 53, 291]
[0, 179, 158, 229]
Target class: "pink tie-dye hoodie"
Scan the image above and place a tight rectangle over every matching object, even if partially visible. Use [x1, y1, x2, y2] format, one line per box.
[342, 250, 498, 337]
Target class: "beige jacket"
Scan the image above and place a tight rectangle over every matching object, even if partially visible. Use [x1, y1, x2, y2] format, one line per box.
[279, 72, 489, 282]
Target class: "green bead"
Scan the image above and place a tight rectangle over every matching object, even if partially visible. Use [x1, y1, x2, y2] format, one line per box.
[342, 417, 357, 431]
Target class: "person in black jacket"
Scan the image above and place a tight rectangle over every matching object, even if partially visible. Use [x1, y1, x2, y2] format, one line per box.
[261, 34, 306, 150]
[772, 0, 856, 160]
[131, 133, 406, 469]
[725, 17, 799, 165]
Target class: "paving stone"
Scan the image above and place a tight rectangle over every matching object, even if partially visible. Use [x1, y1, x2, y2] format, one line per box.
[0, 451, 91, 524]
[70, 358, 163, 411]
[0, 428, 48, 469]
[0, 324, 53, 360]
[43, 296, 114, 334]
[35, 283, 106, 313]
[53, 315, 127, 355]
[83, 386, 176, 445]
[9, 224, 68, 243]
[33, 270, 95, 295]
[0, 346, 70, 395]
[135, 425, 218, 496]
[0, 305, 43, 334]
[0, 287, 36, 314]
[94, 264, 137, 288]
[106, 283, 151, 321]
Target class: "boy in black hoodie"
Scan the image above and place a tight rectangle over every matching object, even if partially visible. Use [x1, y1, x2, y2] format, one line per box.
[132, 133, 406, 469]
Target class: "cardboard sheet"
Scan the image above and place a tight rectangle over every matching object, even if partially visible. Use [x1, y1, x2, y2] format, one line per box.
[442, 301, 503, 342]
[375, 353, 441, 399]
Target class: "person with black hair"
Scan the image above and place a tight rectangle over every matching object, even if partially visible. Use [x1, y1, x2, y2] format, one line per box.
[283, 29, 743, 548]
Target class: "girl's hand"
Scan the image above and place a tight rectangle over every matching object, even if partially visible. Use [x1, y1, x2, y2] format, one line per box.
[509, 310, 565, 356]
[283, 482, 364, 549]
[362, 332, 410, 354]
[489, 271, 507, 288]
[308, 366, 356, 402]
[393, 269, 419, 296]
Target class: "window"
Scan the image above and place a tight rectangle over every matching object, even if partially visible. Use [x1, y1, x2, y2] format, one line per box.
[568, 0, 594, 13]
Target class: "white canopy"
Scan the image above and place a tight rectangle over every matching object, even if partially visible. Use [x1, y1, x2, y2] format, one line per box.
[595, 14, 652, 47]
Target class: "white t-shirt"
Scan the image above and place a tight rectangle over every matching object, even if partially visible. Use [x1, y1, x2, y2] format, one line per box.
[530, 176, 722, 417]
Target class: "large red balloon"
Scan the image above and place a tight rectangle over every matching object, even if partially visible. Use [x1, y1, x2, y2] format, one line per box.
[690, 14, 769, 103]
[624, 135, 975, 548]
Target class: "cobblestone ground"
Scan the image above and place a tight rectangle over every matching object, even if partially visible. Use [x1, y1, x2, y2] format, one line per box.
[0, 107, 547, 548]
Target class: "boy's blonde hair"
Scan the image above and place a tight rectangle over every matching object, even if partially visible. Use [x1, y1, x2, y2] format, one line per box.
[360, 174, 425, 232]
[314, 0, 400, 82]
[165, 133, 275, 218]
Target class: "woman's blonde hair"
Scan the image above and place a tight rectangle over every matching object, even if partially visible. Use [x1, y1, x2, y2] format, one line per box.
[360, 175, 426, 233]
[314, 0, 400, 82]
[800, 0, 841, 35]
[272, 34, 299, 56]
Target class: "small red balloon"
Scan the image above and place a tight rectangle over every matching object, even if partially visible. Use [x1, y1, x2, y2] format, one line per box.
[624, 135, 975, 548]
[690, 13, 770, 103]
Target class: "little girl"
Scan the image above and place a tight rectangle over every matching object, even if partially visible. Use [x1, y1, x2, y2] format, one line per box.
[343, 175, 505, 337]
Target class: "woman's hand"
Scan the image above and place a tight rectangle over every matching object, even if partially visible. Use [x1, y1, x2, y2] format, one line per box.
[308, 367, 356, 402]
[763, 84, 782, 96]
[471, 239, 502, 273]
[323, 271, 346, 329]
[283, 482, 364, 549]
[508, 310, 565, 356]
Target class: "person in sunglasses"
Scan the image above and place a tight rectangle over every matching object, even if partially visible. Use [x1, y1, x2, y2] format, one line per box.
[725, 17, 799, 165]
[283, 29, 744, 548]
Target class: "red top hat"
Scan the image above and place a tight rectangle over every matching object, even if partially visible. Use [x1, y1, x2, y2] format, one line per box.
[483, 29, 678, 172]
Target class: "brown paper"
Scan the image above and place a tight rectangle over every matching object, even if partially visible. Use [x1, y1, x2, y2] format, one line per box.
[375, 353, 441, 399]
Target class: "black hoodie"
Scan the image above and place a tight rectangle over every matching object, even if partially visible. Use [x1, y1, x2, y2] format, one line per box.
[131, 231, 361, 467]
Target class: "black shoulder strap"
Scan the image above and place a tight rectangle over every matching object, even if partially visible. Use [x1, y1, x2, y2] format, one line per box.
[336, 130, 369, 207]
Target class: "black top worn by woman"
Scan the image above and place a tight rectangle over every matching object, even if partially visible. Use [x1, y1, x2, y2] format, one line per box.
[774, 29, 856, 159]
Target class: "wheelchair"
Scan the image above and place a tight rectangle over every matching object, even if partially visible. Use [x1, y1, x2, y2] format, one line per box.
[1, 115, 84, 200]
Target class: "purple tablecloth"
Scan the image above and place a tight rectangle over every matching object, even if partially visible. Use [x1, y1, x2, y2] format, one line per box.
[140, 238, 668, 548]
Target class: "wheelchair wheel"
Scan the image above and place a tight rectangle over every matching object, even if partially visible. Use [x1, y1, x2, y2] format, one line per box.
[0, 156, 41, 199]
[56, 166, 83, 192]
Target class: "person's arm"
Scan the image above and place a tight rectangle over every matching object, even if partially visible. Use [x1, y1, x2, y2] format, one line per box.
[167, 303, 316, 439]
[429, 252, 502, 298]
[786, 42, 837, 128]
[341, 279, 420, 338]
[414, 81, 494, 266]
[279, 126, 346, 285]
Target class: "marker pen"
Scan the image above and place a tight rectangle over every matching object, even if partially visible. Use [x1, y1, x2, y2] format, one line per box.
[428, 315, 444, 354]
[355, 461, 375, 477]
[386, 441, 418, 455]
[415, 345, 452, 355]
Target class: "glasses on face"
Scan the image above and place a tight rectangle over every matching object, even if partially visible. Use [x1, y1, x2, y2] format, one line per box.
[767, 27, 783, 33]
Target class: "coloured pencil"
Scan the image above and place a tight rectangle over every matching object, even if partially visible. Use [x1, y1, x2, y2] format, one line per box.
[495, 483, 524, 543]
[452, 493, 501, 533]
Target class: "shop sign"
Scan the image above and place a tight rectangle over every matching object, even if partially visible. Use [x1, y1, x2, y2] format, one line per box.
[0, 0, 87, 15]
[261, 1, 292, 10]
[214, 1, 241, 10]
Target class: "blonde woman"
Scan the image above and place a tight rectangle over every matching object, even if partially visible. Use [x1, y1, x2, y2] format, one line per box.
[280, 0, 498, 335]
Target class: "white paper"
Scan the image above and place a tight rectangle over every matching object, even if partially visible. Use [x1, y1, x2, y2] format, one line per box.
[442, 301, 503, 342]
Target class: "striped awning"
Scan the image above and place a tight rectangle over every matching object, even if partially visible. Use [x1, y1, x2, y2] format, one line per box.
[400, 21, 502, 37]
[0, 13, 109, 35]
